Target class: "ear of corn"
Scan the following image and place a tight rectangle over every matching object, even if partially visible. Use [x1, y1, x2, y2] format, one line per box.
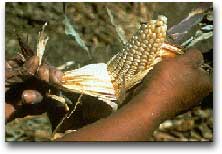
[107, 15, 168, 98]
[61, 15, 183, 108]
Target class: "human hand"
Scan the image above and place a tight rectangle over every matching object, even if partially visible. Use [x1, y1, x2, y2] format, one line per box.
[5, 55, 64, 121]
[139, 49, 212, 119]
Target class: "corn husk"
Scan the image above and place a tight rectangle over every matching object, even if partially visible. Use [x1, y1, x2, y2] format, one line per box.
[60, 15, 183, 110]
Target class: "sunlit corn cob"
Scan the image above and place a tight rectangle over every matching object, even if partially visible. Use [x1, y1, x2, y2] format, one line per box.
[61, 15, 183, 110]
[107, 15, 168, 98]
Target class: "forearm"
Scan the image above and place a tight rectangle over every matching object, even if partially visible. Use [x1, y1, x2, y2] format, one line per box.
[56, 91, 168, 141]
[56, 49, 212, 141]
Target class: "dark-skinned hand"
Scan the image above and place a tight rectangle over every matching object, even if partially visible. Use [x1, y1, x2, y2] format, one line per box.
[56, 48, 212, 141]
[5, 55, 64, 122]
[139, 48, 212, 120]
[5, 48, 212, 141]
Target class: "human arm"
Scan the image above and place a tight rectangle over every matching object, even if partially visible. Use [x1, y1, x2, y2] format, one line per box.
[56, 49, 212, 141]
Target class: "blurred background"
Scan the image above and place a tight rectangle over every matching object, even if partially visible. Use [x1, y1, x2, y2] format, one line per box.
[5, 2, 213, 141]
[6, 2, 212, 67]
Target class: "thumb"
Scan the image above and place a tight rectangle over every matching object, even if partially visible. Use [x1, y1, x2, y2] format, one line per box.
[179, 48, 204, 67]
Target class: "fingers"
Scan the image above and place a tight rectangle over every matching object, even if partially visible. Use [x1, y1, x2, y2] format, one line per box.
[24, 56, 39, 75]
[179, 48, 204, 67]
[8, 55, 63, 84]
[198, 68, 213, 93]
[183, 49, 212, 93]
[22, 90, 43, 105]
[179, 48, 212, 95]
[49, 66, 64, 84]
[186, 48, 204, 65]
[38, 64, 63, 84]
[182, 49, 212, 94]
[5, 103, 15, 121]
[38, 64, 49, 82]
